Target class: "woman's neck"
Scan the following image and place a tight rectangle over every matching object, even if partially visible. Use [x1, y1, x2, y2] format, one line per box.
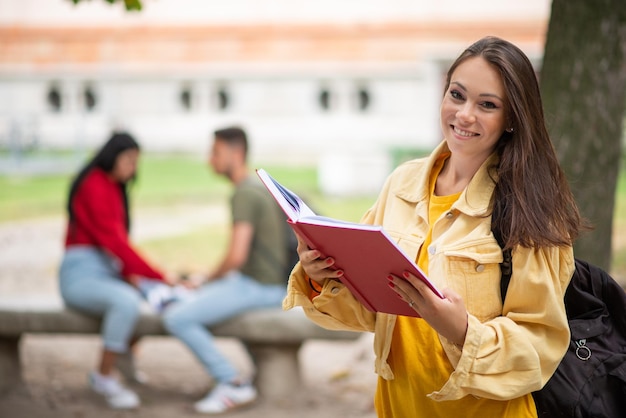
[435, 154, 483, 196]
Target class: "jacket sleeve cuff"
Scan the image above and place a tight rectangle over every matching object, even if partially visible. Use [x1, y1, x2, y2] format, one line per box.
[283, 262, 375, 332]
[430, 314, 485, 401]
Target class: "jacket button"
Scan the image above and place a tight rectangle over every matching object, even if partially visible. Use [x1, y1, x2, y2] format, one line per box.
[428, 245, 436, 255]
[445, 211, 454, 219]
[475, 264, 485, 273]
[331, 287, 339, 295]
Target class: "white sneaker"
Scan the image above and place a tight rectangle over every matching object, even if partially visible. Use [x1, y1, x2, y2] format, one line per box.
[89, 371, 140, 409]
[194, 382, 258, 414]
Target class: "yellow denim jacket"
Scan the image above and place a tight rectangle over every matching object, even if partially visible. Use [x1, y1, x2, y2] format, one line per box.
[283, 141, 574, 401]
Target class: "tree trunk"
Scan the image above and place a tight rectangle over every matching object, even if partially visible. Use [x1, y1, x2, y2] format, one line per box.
[540, 0, 626, 270]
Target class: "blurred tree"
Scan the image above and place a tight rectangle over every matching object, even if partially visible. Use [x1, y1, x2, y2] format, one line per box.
[70, 0, 142, 11]
[541, 0, 626, 270]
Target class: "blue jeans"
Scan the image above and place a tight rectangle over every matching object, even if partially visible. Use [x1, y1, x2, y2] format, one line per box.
[163, 271, 286, 383]
[59, 246, 143, 353]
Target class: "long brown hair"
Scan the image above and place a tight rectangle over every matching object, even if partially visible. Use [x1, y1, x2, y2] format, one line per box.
[445, 36, 584, 249]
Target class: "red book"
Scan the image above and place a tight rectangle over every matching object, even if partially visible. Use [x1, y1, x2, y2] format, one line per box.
[256, 168, 443, 317]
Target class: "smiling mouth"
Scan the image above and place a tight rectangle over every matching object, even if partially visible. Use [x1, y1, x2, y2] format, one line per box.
[453, 126, 479, 137]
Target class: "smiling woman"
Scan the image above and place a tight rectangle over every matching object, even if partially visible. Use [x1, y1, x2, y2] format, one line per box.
[438, 56, 508, 194]
[286, 36, 586, 418]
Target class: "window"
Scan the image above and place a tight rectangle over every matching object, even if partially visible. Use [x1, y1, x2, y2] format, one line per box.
[216, 86, 229, 111]
[180, 85, 192, 111]
[83, 84, 97, 112]
[318, 87, 331, 111]
[47, 84, 62, 112]
[356, 86, 371, 111]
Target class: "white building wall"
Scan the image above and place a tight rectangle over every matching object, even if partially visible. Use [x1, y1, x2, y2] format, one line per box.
[0, 0, 550, 193]
[0, 68, 445, 164]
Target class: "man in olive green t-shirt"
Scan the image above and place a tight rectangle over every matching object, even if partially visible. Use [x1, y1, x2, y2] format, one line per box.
[163, 126, 288, 415]
[232, 176, 287, 285]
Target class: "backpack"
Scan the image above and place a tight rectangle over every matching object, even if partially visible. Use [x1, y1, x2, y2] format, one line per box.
[498, 242, 626, 417]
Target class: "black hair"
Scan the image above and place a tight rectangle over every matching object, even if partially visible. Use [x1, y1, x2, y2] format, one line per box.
[67, 131, 140, 231]
[213, 126, 248, 159]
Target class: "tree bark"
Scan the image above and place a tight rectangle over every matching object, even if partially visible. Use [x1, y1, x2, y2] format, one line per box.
[541, 0, 626, 270]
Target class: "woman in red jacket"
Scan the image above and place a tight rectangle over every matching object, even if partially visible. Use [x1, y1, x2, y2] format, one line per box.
[59, 132, 168, 409]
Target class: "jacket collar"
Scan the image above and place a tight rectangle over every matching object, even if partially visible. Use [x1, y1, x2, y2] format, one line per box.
[392, 140, 499, 217]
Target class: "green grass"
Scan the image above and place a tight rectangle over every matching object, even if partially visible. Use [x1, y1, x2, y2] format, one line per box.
[615, 159, 626, 205]
[0, 175, 69, 220]
[135, 161, 376, 272]
[2, 151, 625, 278]
[611, 167, 626, 278]
[141, 223, 230, 275]
[0, 154, 319, 222]
[133, 154, 228, 206]
[0, 153, 375, 272]
[0, 153, 340, 222]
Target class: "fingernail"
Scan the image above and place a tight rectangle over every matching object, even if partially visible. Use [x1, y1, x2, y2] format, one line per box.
[326, 258, 334, 265]
[337, 270, 344, 277]
[387, 275, 393, 281]
[387, 281, 395, 288]
[403, 271, 410, 279]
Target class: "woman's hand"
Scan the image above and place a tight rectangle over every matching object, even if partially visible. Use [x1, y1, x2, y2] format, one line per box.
[296, 233, 344, 285]
[180, 272, 208, 289]
[388, 272, 468, 347]
[163, 272, 183, 286]
[128, 274, 141, 288]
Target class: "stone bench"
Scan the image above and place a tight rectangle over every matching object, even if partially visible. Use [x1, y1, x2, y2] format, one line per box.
[0, 298, 361, 401]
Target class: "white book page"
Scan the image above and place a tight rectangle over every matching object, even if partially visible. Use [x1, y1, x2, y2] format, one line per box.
[256, 168, 317, 220]
[299, 216, 382, 231]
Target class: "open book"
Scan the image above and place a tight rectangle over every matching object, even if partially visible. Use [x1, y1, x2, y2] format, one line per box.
[256, 168, 443, 317]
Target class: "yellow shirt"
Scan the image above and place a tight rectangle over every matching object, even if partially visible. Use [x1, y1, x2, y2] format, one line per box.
[375, 153, 537, 417]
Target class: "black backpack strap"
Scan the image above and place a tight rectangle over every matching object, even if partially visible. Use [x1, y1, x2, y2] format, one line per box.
[492, 224, 513, 303]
